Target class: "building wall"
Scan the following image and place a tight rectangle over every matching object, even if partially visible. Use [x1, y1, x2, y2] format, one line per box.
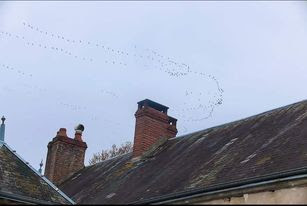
[199, 186, 307, 204]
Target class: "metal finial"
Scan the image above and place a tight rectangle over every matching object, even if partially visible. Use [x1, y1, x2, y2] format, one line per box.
[38, 159, 43, 174]
[1, 116, 5, 124]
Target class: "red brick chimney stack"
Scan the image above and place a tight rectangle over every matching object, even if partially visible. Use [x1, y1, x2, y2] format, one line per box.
[44, 126, 87, 186]
[133, 99, 178, 158]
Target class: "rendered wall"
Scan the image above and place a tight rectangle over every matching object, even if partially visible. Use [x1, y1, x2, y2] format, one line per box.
[199, 186, 307, 204]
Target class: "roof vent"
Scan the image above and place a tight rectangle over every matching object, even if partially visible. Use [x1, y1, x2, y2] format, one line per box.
[74, 124, 85, 134]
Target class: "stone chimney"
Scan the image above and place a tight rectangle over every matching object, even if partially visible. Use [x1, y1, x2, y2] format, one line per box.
[133, 99, 177, 158]
[44, 125, 87, 186]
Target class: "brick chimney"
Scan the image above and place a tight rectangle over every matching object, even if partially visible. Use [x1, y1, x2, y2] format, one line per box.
[44, 126, 87, 186]
[133, 99, 178, 158]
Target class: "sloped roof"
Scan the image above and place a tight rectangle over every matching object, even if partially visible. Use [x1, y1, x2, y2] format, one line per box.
[0, 142, 74, 204]
[60, 99, 307, 204]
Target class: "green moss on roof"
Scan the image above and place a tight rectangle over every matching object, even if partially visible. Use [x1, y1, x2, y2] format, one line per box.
[61, 99, 307, 204]
[0, 144, 71, 204]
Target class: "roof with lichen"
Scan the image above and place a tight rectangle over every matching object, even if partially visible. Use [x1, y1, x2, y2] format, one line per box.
[60, 99, 307, 204]
[0, 142, 73, 204]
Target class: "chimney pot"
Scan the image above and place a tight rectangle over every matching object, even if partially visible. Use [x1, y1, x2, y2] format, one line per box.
[74, 132, 83, 141]
[74, 124, 84, 141]
[57, 128, 67, 137]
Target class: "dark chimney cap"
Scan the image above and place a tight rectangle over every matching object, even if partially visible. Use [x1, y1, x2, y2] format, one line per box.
[137, 99, 169, 114]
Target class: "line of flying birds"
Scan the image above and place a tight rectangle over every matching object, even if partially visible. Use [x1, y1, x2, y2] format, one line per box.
[0, 21, 225, 134]
[0, 62, 33, 77]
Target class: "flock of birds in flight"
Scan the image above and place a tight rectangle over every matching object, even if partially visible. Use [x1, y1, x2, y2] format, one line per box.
[0, 21, 224, 134]
[1, 63, 33, 77]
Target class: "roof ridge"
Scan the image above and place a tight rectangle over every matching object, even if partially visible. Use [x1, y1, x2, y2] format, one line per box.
[170, 98, 307, 141]
[87, 152, 132, 167]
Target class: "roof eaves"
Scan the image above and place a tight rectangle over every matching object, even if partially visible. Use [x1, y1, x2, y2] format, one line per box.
[0, 190, 57, 205]
[2, 142, 75, 205]
[131, 167, 307, 205]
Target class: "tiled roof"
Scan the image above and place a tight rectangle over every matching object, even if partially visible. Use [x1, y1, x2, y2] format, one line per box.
[60, 99, 307, 204]
[0, 142, 74, 204]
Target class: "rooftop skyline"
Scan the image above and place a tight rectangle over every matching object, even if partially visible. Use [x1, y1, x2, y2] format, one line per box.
[0, 1, 307, 171]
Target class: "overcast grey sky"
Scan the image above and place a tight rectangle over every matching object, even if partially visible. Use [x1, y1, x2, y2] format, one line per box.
[1, 1, 307, 171]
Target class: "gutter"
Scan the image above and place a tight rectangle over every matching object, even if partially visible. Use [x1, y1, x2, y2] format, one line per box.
[131, 167, 307, 205]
